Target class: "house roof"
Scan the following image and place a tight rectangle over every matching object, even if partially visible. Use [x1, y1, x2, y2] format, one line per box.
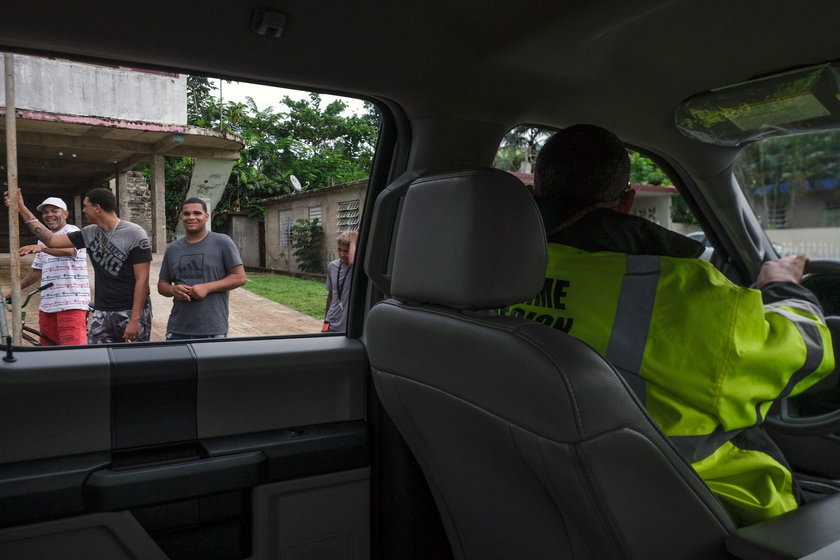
[259, 178, 368, 206]
[1, 108, 243, 197]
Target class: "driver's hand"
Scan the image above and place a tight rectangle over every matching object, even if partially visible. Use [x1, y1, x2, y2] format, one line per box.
[756, 253, 809, 288]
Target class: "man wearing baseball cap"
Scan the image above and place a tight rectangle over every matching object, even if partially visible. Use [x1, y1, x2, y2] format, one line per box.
[6, 187, 152, 344]
[4, 197, 90, 345]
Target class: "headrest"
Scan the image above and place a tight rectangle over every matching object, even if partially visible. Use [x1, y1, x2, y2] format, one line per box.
[390, 168, 546, 310]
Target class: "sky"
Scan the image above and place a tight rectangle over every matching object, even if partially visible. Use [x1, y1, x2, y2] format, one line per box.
[209, 78, 367, 116]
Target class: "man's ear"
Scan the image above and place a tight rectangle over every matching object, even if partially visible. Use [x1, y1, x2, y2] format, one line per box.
[616, 189, 635, 214]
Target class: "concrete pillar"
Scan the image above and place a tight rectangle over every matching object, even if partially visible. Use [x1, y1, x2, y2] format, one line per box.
[74, 194, 83, 226]
[151, 154, 167, 252]
[116, 171, 130, 219]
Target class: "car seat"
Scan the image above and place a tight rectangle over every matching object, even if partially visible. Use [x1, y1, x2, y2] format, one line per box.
[364, 168, 840, 560]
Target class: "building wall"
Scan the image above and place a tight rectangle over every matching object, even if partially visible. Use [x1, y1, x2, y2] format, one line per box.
[789, 196, 828, 228]
[104, 172, 153, 236]
[264, 181, 367, 274]
[125, 172, 153, 235]
[1, 54, 186, 124]
[229, 215, 261, 268]
[629, 190, 672, 229]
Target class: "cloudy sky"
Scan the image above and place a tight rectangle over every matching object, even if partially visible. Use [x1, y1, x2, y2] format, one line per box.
[209, 79, 366, 115]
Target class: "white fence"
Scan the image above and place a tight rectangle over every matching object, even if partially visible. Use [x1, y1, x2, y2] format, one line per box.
[767, 228, 840, 260]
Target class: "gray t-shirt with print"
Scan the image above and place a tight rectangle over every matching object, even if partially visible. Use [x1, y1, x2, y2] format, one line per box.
[325, 259, 353, 333]
[159, 232, 243, 336]
[68, 220, 152, 311]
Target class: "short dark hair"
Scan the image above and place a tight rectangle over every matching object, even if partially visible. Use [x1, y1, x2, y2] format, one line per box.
[84, 187, 117, 213]
[181, 198, 208, 212]
[534, 124, 630, 212]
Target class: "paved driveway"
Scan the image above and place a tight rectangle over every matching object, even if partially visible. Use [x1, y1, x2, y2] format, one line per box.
[149, 254, 322, 340]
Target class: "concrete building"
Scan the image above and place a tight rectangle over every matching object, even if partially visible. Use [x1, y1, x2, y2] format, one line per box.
[1, 53, 242, 252]
[261, 179, 367, 274]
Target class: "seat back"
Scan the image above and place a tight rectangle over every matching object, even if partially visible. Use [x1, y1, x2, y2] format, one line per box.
[365, 168, 736, 559]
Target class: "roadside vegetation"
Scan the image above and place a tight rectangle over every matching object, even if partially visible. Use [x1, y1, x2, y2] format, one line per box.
[156, 77, 380, 230]
[242, 273, 325, 319]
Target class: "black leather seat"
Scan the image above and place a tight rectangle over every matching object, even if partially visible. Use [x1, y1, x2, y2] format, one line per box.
[364, 168, 840, 560]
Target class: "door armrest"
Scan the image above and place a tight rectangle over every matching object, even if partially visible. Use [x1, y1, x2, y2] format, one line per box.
[727, 493, 840, 559]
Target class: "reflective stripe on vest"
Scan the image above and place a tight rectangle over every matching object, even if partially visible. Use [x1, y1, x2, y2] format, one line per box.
[605, 255, 659, 404]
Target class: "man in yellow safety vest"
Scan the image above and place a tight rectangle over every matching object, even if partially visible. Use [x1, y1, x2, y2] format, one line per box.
[501, 124, 835, 526]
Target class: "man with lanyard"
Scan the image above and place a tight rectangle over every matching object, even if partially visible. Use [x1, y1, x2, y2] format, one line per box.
[157, 198, 246, 340]
[4, 196, 90, 345]
[501, 124, 835, 525]
[6, 187, 152, 343]
[322, 230, 357, 333]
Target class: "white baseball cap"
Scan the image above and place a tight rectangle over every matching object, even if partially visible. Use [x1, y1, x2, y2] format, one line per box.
[36, 197, 68, 211]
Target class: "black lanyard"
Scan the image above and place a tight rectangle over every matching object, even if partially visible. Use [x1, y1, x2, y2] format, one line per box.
[336, 264, 349, 307]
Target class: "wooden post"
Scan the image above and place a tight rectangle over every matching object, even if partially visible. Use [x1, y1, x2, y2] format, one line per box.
[4, 53, 22, 345]
[74, 193, 83, 226]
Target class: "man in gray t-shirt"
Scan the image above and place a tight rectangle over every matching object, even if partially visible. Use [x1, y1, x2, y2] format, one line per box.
[158, 199, 246, 339]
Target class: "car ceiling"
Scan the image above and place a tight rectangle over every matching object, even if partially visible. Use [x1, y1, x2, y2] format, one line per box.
[2, 0, 840, 177]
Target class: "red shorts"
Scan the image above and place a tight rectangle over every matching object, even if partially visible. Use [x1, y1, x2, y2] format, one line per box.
[38, 309, 88, 346]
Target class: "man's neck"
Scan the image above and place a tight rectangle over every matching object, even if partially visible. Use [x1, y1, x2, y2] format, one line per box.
[184, 229, 210, 243]
[97, 213, 120, 231]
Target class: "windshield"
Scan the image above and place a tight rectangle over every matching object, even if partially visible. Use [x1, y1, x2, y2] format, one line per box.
[733, 131, 840, 259]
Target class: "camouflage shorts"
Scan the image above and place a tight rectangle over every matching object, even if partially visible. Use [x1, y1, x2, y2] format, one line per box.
[87, 299, 152, 344]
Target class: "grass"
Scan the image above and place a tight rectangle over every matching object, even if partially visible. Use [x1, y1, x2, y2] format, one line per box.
[241, 273, 326, 319]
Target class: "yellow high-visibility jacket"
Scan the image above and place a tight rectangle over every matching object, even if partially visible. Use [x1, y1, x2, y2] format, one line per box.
[504, 222, 834, 526]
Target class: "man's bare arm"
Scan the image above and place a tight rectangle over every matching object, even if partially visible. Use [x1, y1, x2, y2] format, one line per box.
[3, 268, 42, 300]
[20, 245, 76, 257]
[124, 261, 151, 341]
[158, 279, 193, 301]
[188, 265, 247, 300]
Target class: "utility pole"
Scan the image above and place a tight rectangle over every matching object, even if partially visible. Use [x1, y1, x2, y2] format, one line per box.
[4, 52, 22, 345]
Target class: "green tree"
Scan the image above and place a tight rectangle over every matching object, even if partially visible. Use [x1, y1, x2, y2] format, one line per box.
[186, 75, 221, 128]
[628, 152, 669, 186]
[290, 218, 324, 273]
[494, 126, 550, 173]
[735, 132, 840, 228]
[213, 93, 378, 223]
[165, 79, 379, 228]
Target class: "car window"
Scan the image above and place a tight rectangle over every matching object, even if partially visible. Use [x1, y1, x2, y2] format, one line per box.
[494, 126, 704, 251]
[734, 130, 840, 260]
[1, 53, 380, 345]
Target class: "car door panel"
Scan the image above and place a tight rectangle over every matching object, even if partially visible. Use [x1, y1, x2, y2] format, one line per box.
[195, 337, 366, 437]
[0, 337, 370, 559]
[1, 347, 111, 464]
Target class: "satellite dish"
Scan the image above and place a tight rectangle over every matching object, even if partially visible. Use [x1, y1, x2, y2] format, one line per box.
[290, 175, 303, 192]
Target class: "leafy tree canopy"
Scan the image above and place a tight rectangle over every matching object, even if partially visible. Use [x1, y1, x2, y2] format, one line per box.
[163, 77, 379, 229]
[735, 131, 840, 228]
